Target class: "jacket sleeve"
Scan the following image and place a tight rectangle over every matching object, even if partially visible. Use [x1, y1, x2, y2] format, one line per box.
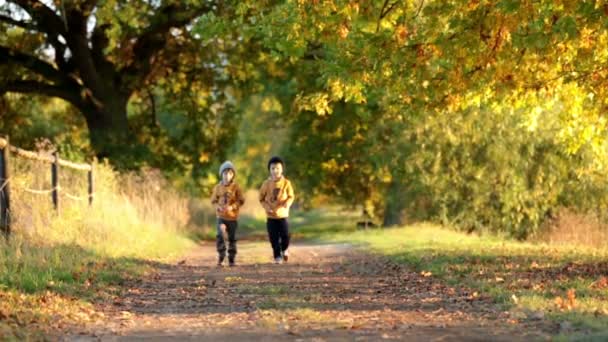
[259, 181, 271, 211]
[284, 181, 295, 208]
[210, 185, 219, 205]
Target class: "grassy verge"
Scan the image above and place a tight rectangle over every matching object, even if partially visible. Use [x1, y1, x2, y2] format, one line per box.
[0, 160, 197, 340]
[298, 218, 608, 340]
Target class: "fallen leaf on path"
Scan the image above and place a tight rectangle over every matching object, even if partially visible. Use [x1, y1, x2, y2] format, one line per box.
[591, 276, 608, 289]
[567, 288, 576, 309]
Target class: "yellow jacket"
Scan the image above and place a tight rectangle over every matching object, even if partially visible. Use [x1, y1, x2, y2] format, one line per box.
[259, 177, 295, 219]
[211, 181, 245, 220]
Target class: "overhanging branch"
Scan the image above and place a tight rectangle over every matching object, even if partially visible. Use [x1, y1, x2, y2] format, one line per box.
[0, 79, 83, 106]
[8, 0, 67, 36]
[0, 14, 34, 30]
[0, 45, 74, 85]
[122, 2, 216, 83]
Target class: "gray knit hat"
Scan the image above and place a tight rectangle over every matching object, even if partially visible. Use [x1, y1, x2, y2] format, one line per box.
[219, 160, 235, 177]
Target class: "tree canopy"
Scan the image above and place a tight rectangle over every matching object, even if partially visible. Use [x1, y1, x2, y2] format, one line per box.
[3, 0, 608, 235]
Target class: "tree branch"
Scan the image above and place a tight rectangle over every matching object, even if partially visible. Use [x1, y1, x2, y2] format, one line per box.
[47, 34, 71, 71]
[0, 45, 73, 85]
[147, 88, 158, 128]
[8, 0, 67, 36]
[79, 0, 99, 17]
[0, 79, 83, 105]
[376, 0, 399, 32]
[122, 3, 216, 84]
[413, 0, 425, 20]
[376, 0, 389, 32]
[0, 14, 34, 30]
[90, 23, 114, 74]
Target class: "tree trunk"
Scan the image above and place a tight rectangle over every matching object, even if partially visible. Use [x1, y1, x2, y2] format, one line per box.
[383, 180, 407, 227]
[81, 93, 134, 163]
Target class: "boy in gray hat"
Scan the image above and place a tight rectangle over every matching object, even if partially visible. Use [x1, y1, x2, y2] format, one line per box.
[210, 161, 245, 267]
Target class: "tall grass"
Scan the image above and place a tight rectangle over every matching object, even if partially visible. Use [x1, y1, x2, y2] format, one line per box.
[535, 208, 608, 249]
[2, 157, 195, 261]
[0, 154, 197, 338]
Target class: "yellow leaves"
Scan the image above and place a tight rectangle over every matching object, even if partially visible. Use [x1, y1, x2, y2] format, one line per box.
[467, 0, 480, 10]
[325, 77, 366, 104]
[328, 78, 345, 100]
[296, 93, 332, 115]
[199, 152, 210, 163]
[445, 94, 462, 113]
[361, 71, 371, 83]
[320, 158, 351, 173]
[594, 32, 608, 63]
[196, 96, 208, 108]
[522, 106, 542, 132]
[246, 146, 261, 158]
[580, 27, 596, 50]
[500, 26, 511, 45]
[381, 62, 393, 77]
[394, 25, 409, 45]
[338, 24, 350, 39]
[261, 96, 283, 113]
[312, 93, 332, 115]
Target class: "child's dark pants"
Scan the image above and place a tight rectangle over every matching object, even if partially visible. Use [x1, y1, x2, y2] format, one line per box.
[216, 218, 238, 262]
[267, 218, 290, 259]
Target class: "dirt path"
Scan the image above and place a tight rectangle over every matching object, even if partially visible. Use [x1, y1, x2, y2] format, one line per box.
[66, 241, 555, 341]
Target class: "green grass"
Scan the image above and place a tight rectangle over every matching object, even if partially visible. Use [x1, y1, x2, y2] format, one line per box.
[0, 161, 198, 339]
[299, 219, 608, 339]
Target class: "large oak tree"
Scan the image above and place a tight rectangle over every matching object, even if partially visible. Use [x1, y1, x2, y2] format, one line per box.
[0, 0, 221, 161]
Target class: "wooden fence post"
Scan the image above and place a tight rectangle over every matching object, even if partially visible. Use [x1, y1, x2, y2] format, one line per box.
[0, 135, 11, 238]
[51, 151, 59, 213]
[88, 162, 94, 207]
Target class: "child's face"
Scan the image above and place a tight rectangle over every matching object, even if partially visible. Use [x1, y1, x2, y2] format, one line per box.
[222, 169, 234, 183]
[270, 163, 283, 179]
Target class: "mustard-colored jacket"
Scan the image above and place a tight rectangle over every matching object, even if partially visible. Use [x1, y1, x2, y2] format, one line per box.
[259, 177, 295, 219]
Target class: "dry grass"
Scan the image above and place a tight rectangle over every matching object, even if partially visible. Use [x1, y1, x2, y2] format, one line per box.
[0, 153, 197, 339]
[535, 208, 608, 248]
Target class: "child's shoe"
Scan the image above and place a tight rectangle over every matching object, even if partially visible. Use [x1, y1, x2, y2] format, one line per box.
[282, 249, 289, 262]
[274, 257, 283, 264]
[228, 258, 236, 267]
[217, 256, 225, 267]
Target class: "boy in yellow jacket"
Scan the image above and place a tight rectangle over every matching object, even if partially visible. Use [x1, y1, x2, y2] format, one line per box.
[211, 161, 245, 267]
[259, 156, 295, 264]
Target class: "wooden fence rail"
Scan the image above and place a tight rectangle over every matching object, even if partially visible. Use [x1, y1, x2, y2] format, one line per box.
[0, 135, 94, 239]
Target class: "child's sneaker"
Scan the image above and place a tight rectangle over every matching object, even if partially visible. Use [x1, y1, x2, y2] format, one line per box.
[217, 256, 225, 267]
[274, 257, 283, 264]
[282, 249, 289, 262]
[228, 259, 236, 267]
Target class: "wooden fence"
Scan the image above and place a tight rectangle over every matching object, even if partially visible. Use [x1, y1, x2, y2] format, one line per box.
[0, 135, 94, 238]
